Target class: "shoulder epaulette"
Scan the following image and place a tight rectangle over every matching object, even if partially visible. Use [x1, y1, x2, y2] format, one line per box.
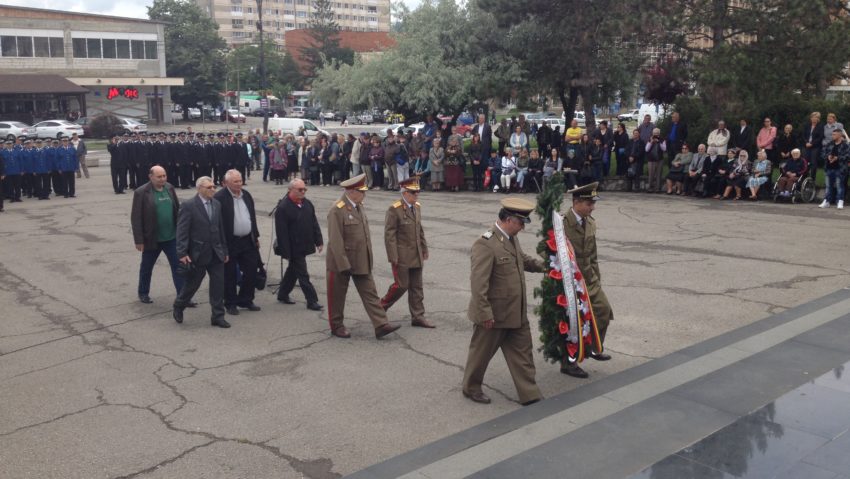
[482, 230, 493, 239]
[336, 200, 345, 209]
[392, 200, 403, 208]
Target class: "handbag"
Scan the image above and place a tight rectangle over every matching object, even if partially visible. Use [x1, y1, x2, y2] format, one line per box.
[176, 261, 195, 277]
[627, 163, 637, 178]
[484, 169, 491, 187]
[256, 261, 267, 290]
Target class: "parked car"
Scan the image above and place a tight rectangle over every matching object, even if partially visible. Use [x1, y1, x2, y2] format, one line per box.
[117, 117, 148, 135]
[252, 107, 286, 117]
[187, 108, 202, 120]
[370, 110, 386, 123]
[266, 117, 330, 140]
[0, 121, 36, 140]
[289, 106, 306, 118]
[353, 111, 374, 125]
[321, 110, 337, 120]
[303, 108, 321, 120]
[226, 109, 246, 123]
[562, 111, 587, 128]
[617, 109, 640, 122]
[382, 123, 425, 137]
[457, 111, 475, 125]
[543, 118, 566, 130]
[386, 112, 405, 124]
[33, 120, 84, 139]
[74, 117, 93, 137]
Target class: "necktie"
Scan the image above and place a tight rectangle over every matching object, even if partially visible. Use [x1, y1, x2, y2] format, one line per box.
[410, 206, 415, 218]
[205, 201, 212, 220]
[581, 217, 586, 229]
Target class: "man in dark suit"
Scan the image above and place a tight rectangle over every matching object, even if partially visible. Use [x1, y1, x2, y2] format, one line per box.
[173, 176, 230, 328]
[474, 113, 493, 158]
[215, 169, 261, 315]
[275, 178, 324, 311]
[108, 135, 127, 194]
[664, 111, 688, 165]
[131, 165, 185, 304]
[731, 118, 754, 157]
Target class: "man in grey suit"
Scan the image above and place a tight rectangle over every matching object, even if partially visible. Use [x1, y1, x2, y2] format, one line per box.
[173, 176, 231, 328]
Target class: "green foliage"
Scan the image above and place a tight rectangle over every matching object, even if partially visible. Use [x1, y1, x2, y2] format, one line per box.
[533, 173, 568, 365]
[226, 44, 304, 97]
[312, 0, 519, 122]
[148, 0, 226, 114]
[89, 114, 124, 139]
[300, 0, 355, 80]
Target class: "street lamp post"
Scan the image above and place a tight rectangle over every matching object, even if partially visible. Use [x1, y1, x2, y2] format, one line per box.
[257, 0, 268, 134]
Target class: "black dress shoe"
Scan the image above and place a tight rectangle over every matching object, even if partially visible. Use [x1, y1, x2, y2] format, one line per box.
[278, 296, 296, 305]
[211, 318, 231, 328]
[588, 351, 611, 361]
[139, 294, 153, 304]
[172, 308, 183, 324]
[307, 302, 323, 311]
[521, 398, 542, 406]
[226, 306, 240, 315]
[463, 391, 492, 404]
[375, 323, 401, 338]
[560, 362, 589, 378]
[241, 302, 261, 311]
[187, 301, 198, 308]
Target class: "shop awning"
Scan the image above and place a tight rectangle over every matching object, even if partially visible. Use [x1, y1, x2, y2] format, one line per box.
[67, 77, 184, 87]
[0, 74, 89, 94]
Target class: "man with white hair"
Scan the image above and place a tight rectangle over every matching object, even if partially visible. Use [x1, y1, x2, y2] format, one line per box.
[275, 178, 324, 310]
[173, 176, 230, 328]
[215, 169, 261, 315]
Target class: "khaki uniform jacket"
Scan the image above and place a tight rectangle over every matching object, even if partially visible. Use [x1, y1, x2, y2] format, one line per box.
[468, 227, 545, 329]
[326, 194, 373, 275]
[563, 210, 601, 286]
[384, 200, 427, 268]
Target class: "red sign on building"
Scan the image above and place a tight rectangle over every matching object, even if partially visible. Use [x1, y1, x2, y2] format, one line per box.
[107, 87, 140, 100]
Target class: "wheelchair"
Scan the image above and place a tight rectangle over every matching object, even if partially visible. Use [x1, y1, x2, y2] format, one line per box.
[772, 159, 816, 204]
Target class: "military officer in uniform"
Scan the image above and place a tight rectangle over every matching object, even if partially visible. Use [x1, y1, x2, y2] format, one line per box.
[560, 182, 613, 379]
[380, 177, 434, 328]
[462, 198, 546, 406]
[326, 173, 401, 339]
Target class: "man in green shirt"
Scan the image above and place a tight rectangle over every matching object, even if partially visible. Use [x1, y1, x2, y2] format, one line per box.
[131, 165, 190, 305]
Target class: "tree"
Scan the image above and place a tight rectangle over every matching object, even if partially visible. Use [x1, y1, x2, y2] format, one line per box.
[479, 0, 659, 131]
[312, 0, 519, 123]
[300, 0, 355, 80]
[661, 0, 850, 119]
[226, 44, 303, 98]
[148, 0, 227, 119]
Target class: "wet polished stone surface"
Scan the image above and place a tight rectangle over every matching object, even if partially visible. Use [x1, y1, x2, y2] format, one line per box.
[628, 361, 850, 479]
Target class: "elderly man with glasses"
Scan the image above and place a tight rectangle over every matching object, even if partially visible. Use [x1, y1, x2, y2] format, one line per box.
[275, 178, 324, 311]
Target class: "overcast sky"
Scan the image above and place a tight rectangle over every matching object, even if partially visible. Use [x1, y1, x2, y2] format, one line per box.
[5, 0, 422, 20]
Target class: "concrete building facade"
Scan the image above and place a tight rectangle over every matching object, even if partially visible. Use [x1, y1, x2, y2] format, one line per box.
[195, 0, 391, 49]
[0, 5, 183, 125]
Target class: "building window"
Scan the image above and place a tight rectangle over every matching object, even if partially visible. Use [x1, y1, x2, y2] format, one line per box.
[1, 36, 17, 57]
[367, 5, 376, 12]
[72, 38, 87, 58]
[49, 37, 64, 58]
[232, 6, 243, 14]
[33, 37, 50, 57]
[116, 39, 130, 58]
[284, 0, 293, 3]
[102, 39, 117, 58]
[232, 19, 244, 29]
[297, 22, 307, 28]
[285, 22, 295, 28]
[297, 0, 306, 4]
[296, 11, 307, 17]
[131, 39, 144, 59]
[284, 9, 294, 15]
[144, 41, 158, 59]
[86, 38, 101, 58]
[367, 16, 377, 22]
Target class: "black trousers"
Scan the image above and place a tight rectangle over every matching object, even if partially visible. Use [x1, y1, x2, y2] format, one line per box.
[22, 174, 33, 197]
[321, 163, 334, 185]
[165, 164, 178, 187]
[52, 171, 65, 196]
[62, 172, 75, 197]
[174, 257, 225, 323]
[278, 255, 318, 304]
[179, 164, 193, 189]
[5, 175, 21, 200]
[472, 163, 485, 191]
[36, 173, 51, 198]
[128, 164, 138, 189]
[224, 236, 259, 307]
[111, 167, 127, 193]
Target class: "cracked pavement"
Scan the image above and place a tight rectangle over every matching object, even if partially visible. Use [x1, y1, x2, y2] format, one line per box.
[1, 169, 849, 478]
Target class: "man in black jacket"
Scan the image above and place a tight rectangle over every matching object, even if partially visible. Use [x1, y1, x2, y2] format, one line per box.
[108, 135, 127, 194]
[215, 169, 261, 315]
[731, 118, 754, 157]
[275, 178, 324, 311]
[664, 112, 688, 166]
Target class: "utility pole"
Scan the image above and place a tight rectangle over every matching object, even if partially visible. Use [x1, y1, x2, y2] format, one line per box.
[257, 0, 268, 134]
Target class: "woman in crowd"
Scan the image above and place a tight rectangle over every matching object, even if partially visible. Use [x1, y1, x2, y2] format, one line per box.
[625, 128, 644, 192]
[713, 149, 736, 199]
[588, 136, 604, 183]
[298, 137, 310, 183]
[310, 137, 323, 186]
[551, 126, 563, 156]
[444, 132, 465, 192]
[720, 149, 752, 200]
[527, 148, 544, 193]
[284, 134, 297, 181]
[775, 148, 805, 197]
[644, 128, 667, 193]
[487, 150, 501, 192]
[756, 117, 778, 165]
[368, 135, 385, 189]
[701, 146, 724, 198]
[468, 133, 484, 192]
[509, 125, 528, 156]
[747, 149, 773, 200]
[665, 143, 692, 195]
[413, 149, 430, 189]
[500, 146, 518, 193]
[429, 137, 444, 191]
[516, 149, 531, 192]
[341, 134, 355, 182]
[776, 124, 796, 167]
[803, 112, 824, 180]
[319, 136, 333, 186]
[613, 123, 630, 176]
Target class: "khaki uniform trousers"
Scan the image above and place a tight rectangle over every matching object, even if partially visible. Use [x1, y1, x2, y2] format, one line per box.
[588, 281, 612, 344]
[327, 270, 389, 332]
[462, 322, 542, 404]
[380, 265, 424, 322]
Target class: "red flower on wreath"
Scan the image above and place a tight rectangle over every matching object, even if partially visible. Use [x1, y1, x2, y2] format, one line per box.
[548, 269, 563, 281]
[574, 271, 583, 281]
[559, 321, 568, 335]
[546, 229, 557, 252]
[556, 294, 567, 307]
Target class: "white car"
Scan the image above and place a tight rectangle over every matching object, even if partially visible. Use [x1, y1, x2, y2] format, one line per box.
[543, 118, 566, 130]
[562, 111, 587, 128]
[0, 121, 36, 140]
[618, 109, 640, 122]
[383, 122, 425, 137]
[33, 120, 84, 139]
[117, 117, 148, 135]
[187, 108, 202, 120]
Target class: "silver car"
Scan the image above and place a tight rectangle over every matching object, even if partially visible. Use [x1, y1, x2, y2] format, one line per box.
[32, 120, 85, 139]
[0, 121, 36, 140]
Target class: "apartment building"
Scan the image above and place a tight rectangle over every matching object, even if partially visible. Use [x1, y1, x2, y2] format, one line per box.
[194, 0, 391, 49]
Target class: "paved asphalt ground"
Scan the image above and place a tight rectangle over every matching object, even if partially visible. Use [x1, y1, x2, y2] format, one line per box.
[2, 142, 850, 478]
